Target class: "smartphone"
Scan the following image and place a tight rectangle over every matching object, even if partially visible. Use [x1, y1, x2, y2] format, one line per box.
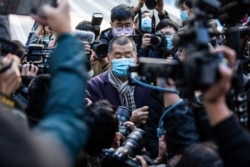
[0, 0, 57, 16]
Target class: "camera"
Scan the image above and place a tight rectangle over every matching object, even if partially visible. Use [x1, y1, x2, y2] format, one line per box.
[145, 0, 157, 10]
[116, 106, 132, 136]
[128, 0, 231, 91]
[74, 30, 108, 58]
[23, 44, 54, 74]
[150, 31, 166, 49]
[102, 128, 146, 167]
[91, 13, 104, 39]
[91, 40, 109, 58]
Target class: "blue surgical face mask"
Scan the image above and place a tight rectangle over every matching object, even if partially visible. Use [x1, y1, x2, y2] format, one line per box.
[180, 10, 189, 21]
[141, 17, 152, 32]
[165, 34, 174, 51]
[113, 27, 134, 37]
[111, 58, 135, 77]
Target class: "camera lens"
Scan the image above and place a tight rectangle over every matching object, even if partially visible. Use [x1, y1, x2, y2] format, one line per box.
[116, 106, 131, 123]
[120, 128, 146, 157]
[95, 43, 108, 58]
[150, 35, 162, 47]
[145, 0, 157, 10]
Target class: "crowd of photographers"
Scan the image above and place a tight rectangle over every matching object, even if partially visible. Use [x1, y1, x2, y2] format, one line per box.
[1, 0, 250, 166]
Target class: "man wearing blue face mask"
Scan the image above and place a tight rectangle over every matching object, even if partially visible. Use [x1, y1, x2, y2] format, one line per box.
[87, 36, 151, 125]
[178, 0, 194, 23]
[138, 19, 179, 59]
[87, 36, 166, 159]
[99, 4, 138, 48]
[139, 11, 153, 33]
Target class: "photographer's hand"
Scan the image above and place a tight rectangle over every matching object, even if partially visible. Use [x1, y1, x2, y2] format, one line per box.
[157, 78, 180, 107]
[133, 0, 145, 14]
[203, 45, 236, 126]
[142, 33, 151, 48]
[83, 41, 92, 56]
[155, 134, 167, 164]
[124, 121, 136, 131]
[130, 106, 149, 124]
[31, 0, 71, 36]
[21, 62, 38, 77]
[135, 155, 148, 167]
[0, 54, 21, 96]
[155, 0, 165, 15]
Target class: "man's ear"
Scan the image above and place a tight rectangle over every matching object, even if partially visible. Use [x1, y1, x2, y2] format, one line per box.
[107, 54, 112, 62]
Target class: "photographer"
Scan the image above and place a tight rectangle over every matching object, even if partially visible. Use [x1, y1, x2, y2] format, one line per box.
[178, 0, 194, 22]
[0, 54, 28, 128]
[75, 21, 110, 77]
[202, 46, 250, 167]
[138, 19, 179, 59]
[25, 22, 55, 48]
[0, 0, 88, 166]
[133, 0, 170, 22]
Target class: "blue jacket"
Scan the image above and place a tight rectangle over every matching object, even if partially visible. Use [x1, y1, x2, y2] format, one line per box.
[0, 34, 88, 167]
[35, 34, 88, 163]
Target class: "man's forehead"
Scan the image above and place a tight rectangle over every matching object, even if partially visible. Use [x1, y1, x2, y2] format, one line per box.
[142, 12, 152, 18]
[112, 43, 134, 50]
[113, 18, 133, 24]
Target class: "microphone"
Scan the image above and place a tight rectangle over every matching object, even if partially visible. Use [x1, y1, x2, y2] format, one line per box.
[74, 30, 95, 43]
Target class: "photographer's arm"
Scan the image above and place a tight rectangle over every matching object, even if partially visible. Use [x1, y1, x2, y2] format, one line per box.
[133, 0, 145, 15]
[202, 46, 235, 126]
[155, 0, 170, 20]
[203, 46, 250, 167]
[32, 0, 88, 165]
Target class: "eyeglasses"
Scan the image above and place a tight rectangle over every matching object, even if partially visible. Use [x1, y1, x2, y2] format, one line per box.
[114, 23, 133, 31]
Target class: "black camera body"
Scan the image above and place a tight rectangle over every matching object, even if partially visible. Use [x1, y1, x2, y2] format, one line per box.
[145, 0, 157, 10]
[24, 44, 54, 74]
[102, 129, 146, 167]
[150, 31, 166, 49]
[91, 40, 108, 59]
[128, 0, 232, 91]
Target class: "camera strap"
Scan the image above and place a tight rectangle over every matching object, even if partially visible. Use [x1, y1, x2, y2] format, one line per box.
[157, 99, 184, 138]
[151, 11, 155, 34]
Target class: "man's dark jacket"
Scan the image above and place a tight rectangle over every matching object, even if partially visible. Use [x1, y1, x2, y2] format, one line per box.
[87, 71, 164, 158]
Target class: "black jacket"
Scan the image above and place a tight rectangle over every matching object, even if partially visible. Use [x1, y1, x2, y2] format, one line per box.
[212, 116, 250, 167]
[163, 100, 201, 159]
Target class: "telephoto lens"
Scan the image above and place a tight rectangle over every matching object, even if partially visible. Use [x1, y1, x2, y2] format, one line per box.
[116, 106, 132, 136]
